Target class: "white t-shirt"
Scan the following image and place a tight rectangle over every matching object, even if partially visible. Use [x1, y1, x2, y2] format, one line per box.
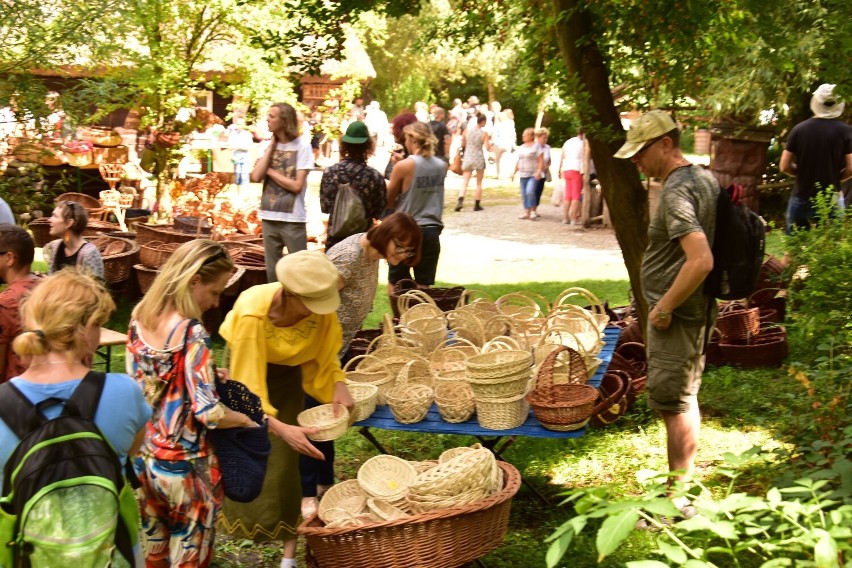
[258, 138, 313, 223]
[562, 136, 585, 172]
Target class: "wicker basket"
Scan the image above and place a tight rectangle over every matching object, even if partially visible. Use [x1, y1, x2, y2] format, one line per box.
[134, 223, 198, 247]
[616, 320, 644, 347]
[475, 388, 530, 430]
[396, 358, 434, 389]
[528, 345, 598, 430]
[55, 192, 105, 219]
[343, 354, 395, 405]
[357, 455, 418, 503]
[346, 382, 379, 422]
[465, 350, 532, 379]
[716, 302, 761, 340]
[28, 218, 53, 248]
[434, 382, 476, 423]
[174, 215, 212, 235]
[96, 236, 139, 284]
[407, 447, 497, 513]
[301, 461, 520, 568]
[590, 371, 629, 428]
[139, 240, 182, 269]
[481, 336, 525, 353]
[366, 498, 410, 522]
[297, 404, 350, 442]
[719, 325, 788, 368]
[134, 264, 158, 294]
[385, 384, 434, 424]
[318, 480, 368, 524]
[399, 302, 445, 326]
[390, 279, 465, 319]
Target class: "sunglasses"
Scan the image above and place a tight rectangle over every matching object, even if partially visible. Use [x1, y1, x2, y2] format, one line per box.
[634, 135, 665, 159]
[392, 240, 416, 259]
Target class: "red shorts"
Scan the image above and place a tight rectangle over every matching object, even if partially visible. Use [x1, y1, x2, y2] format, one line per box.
[563, 170, 582, 201]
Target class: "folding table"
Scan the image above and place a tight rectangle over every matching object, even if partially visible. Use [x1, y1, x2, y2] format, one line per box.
[355, 326, 621, 503]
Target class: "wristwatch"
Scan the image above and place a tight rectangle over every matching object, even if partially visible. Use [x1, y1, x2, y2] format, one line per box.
[656, 306, 671, 320]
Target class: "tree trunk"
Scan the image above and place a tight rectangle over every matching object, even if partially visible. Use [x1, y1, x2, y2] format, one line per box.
[550, 0, 650, 327]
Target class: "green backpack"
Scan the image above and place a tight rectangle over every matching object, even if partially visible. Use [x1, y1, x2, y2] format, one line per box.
[0, 371, 138, 568]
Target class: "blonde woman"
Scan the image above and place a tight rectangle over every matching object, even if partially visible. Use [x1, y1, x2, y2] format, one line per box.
[511, 127, 544, 219]
[42, 200, 104, 278]
[126, 240, 257, 567]
[0, 269, 150, 566]
[386, 120, 449, 288]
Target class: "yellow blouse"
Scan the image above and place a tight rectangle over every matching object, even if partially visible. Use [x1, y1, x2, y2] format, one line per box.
[219, 283, 346, 416]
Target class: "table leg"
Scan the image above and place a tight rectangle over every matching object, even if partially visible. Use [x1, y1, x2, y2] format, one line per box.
[475, 435, 552, 505]
[357, 427, 391, 455]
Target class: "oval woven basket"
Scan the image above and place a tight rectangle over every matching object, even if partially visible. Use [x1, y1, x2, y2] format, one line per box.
[134, 223, 198, 247]
[296, 404, 350, 442]
[345, 382, 379, 422]
[434, 382, 475, 423]
[97, 236, 139, 284]
[343, 354, 394, 405]
[716, 302, 760, 340]
[396, 358, 434, 389]
[133, 263, 159, 294]
[465, 350, 532, 379]
[27, 218, 53, 248]
[719, 326, 788, 368]
[54, 192, 104, 218]
[590, 371, 629, 428]
[407, 446, 497, 512]
[357, 455, 418, 503]
[139, 240, 182, 268]
[366, 498, 410, 522]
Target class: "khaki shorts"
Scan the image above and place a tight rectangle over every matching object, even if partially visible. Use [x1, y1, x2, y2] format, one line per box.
[646, 317, 710, 413]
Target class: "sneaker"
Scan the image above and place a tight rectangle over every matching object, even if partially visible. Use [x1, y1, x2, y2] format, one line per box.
[301, 496, 318, 520]
[572, 220, 583, 226]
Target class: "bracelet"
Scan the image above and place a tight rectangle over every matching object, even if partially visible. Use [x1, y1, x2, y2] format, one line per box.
[656, 306, 671, 320]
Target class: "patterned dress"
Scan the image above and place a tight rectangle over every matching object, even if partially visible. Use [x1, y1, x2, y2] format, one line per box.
[326, 233, 380, 357]
[126, 319, 226, 567]
[462, 124, 487, 171]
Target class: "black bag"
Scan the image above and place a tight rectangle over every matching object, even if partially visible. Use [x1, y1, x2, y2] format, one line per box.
[0, 371, 137, 568]
[328, 181, 368, 240]
[208, 380, 271, 503]
[704, 184, 767, 300]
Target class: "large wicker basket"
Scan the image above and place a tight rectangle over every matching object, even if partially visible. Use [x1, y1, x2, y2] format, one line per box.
[389, 279, 465, 319]
[301, 461, 521, 568]
[27, 218, 53, 248]
[528, 345, 597, 431]
[96, 236, 139, 284]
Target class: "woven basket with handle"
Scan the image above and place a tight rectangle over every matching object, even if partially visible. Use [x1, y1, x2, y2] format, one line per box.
[528, 345, 598, 431]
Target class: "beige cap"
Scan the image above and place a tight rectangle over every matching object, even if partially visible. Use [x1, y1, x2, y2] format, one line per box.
[614, 110, 678, 159]
[274, 251, 340, 315]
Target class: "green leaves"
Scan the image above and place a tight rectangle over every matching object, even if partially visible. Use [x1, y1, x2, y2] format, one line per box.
[596, 509, 640, 562]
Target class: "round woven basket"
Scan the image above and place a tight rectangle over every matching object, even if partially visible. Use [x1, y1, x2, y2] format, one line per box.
[357, 455, 418, 503]
[465, 350, 532, 379]
[434, 382, 475, 423]
[716, 302, 760, 340]
[139, 240, 182, 268]
[318, 480, 368, 524]
[345, 382, 378, 422]
[297, 404, 350, 441]
[385, 384, 434, 424]
[399, 300, 444, 325]
[475, 389, 530, 430]
[396, 358, 434, 389]
[134, 263, 159, 294]
[466, 368, 531, 399]
[429, 337, 480, 376]
[27, 218, 53, 248]
[133, 223, 198, 247]
[343, 354, 395, 405]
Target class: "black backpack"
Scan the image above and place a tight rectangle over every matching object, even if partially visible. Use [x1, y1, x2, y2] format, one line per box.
[0, 371, 137, 568]
[704, 184, 767, 300]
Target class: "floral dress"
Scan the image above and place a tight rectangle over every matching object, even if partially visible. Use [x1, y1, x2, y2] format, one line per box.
[462, 125, 487, 171]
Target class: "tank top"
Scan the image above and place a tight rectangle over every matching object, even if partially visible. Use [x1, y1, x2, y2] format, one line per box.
[395, 154, 447, 228]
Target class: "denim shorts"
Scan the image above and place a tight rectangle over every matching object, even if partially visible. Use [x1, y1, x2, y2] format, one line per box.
[785, 194, 816, 234]
[645, 317, 711, 413]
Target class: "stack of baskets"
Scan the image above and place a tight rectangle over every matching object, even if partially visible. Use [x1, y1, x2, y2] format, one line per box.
[715, 300, 788, 368]
[527, 345, 598, 431]
[465, 350, 533, 430]
[301, 451, 520, 568]
[133, 224, 198, 293]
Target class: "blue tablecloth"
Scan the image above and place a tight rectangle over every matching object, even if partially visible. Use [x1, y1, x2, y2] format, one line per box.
[354, 326, 621, 439]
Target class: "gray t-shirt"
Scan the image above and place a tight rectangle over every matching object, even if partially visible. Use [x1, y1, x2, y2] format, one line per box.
[396, 154, 447, 228]
[641, 165, 718, 323]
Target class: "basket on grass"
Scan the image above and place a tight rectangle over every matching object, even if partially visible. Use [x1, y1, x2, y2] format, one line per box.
[719, 324, 788, 368]
[434, 381, 475, 423]
[528, 345, 598, 431]
[302, 461, 520, 568]
[751, 256, 788, 305]
[389, 279, 465, 319]
[317, 480, 368, 524]
[345, 382, 378, 422]
[590, 371, 629, 428]
[385, 383, 434, 424]
[705, 329, 725, 367]
[357, 455, 418, 505]
[139, 240, 182, 268]
[296, 404, 350, 441]
[716, 302, 761, 340]
[616, 319, 644, 347]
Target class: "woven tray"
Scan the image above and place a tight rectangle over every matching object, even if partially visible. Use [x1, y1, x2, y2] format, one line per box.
[301, 461, 520, 568]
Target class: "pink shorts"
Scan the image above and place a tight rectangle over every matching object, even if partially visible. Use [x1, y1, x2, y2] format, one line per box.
[563, 170, 582, 201]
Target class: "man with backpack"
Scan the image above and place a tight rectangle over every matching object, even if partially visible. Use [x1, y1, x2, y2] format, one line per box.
[615, 110, 718, 516]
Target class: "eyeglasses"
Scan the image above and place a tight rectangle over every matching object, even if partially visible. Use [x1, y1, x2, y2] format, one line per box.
[392, 240, 416, 259]
[633, 136, 665, 159]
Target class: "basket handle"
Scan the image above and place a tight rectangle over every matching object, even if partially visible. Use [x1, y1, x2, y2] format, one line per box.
[553, 287, 604, 314]
[397, 288, 438, 316]
[533, 344, 570, 393]
[539, 325, 589, 358]
[342, 353, 385, 373]
[747, 287, 784, 305]
[456, 288, 493, 308]
[546, 305, 600, 333]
